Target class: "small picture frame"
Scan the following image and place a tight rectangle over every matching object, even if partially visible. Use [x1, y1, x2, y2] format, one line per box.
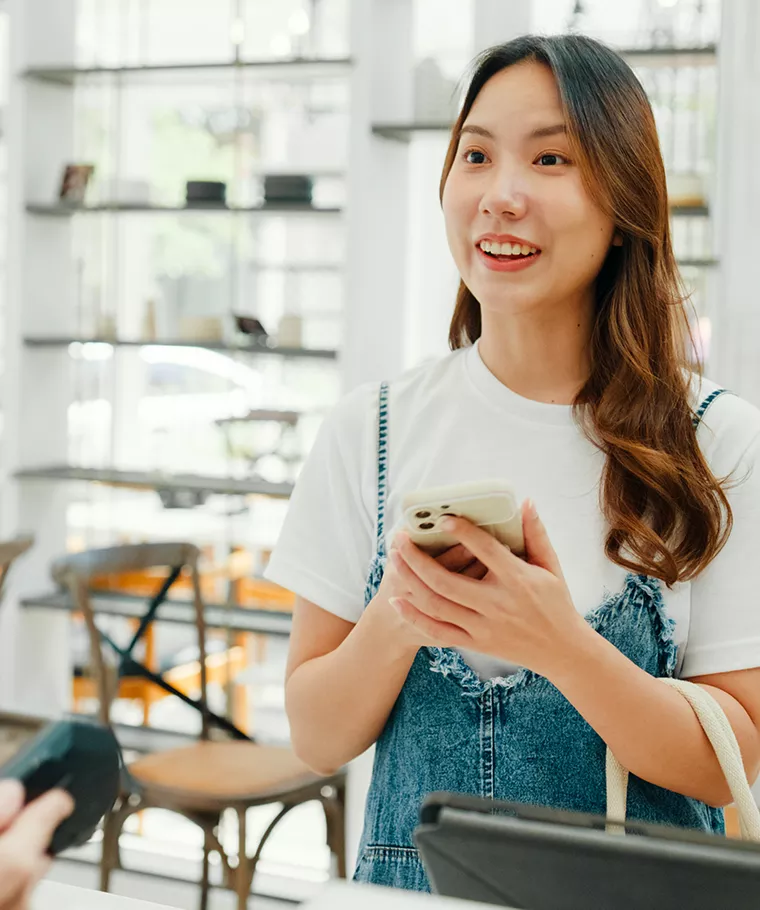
[59, 164, 95, 204]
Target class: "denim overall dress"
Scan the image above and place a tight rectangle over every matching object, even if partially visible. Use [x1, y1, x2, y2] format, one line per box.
[352, 383, 729, 892]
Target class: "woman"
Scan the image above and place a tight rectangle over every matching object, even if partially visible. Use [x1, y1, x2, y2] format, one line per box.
[265, 34, 760, 892]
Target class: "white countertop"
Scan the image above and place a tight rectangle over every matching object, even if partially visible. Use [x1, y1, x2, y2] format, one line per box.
[302, 880, 495, 908]
[33, 881, 175, 910]
[33, 879, 492, 910]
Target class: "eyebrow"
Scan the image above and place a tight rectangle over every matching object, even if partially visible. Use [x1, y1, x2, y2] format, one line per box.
[458, 122, 567, 141]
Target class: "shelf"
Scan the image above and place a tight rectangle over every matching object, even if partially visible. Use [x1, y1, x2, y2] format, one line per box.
[22, 589, 293, 636]
[677, 257, 720, 268]
[22, 56, 353, 86]
[15, 465, 294, 498]
[617, 44, 717, 67]
[26, 202, 342, 217]
[24, 336, 338, 360]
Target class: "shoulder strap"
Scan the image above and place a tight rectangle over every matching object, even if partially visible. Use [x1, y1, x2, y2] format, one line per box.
[375, 382, 390, 553]
[693, 388, 731, 429]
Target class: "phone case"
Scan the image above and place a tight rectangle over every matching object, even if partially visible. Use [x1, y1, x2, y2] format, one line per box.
[402, 480, 525, 557]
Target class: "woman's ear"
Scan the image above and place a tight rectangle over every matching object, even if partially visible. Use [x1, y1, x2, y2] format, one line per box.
[612, 231, 623, 247]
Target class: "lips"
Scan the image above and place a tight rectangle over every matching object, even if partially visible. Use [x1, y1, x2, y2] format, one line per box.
[475, 243, 542, 273]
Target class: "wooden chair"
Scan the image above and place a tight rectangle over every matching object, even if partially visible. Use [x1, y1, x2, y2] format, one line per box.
[51, 542, 346, 910]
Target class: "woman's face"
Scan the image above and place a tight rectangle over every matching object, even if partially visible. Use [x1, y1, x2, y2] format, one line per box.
[442, 60, 619, 320]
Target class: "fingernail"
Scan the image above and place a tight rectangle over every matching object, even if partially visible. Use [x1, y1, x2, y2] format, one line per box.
[441, 517, 456, 531]
[526, 499, 538, 519]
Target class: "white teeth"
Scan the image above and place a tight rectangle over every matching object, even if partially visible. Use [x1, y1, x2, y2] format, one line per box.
[479, 240, 539, 256]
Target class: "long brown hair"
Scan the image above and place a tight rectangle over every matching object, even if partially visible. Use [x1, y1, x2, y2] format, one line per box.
[441, 34, 731, 586]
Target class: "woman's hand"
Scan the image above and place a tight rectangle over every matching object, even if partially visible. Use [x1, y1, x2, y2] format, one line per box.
[376, 536, 487, 650]
[388, 499, 589, 676]
[0, 780, 74, 910]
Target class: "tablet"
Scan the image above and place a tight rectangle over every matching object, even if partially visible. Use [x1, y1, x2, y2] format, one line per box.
[413, 791, 760, 909]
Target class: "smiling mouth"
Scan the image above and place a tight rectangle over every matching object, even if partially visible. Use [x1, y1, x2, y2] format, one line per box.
[476, 239, 541, 261]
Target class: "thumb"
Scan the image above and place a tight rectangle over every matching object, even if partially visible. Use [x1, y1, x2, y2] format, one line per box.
[522, 500, 564, 578]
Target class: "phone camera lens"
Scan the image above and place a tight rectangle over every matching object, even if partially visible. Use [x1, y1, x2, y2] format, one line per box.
[441, 505, 450, 510]
[419, 522, 435, 530]
[415, 510, 431, 519]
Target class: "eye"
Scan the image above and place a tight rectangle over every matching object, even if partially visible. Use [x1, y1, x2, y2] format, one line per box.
[536, 152, 569, 167]
[462, 148, 488, 165]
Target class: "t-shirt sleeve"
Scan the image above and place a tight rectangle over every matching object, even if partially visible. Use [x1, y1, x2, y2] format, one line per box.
[263, 383, 377, 624]
[681, 400, 760, 678]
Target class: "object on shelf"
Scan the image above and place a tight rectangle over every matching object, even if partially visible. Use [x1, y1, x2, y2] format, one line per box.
[157, 488, 209, 509]
[59, 164, 95, 204]
[185, 180, 227, 207]
[234, 314, 269, 341]
[216, 409, 300, 427]
[667, 172, 707, 209]
[141, 299, 157, 341]
[178, 316, 224, 342]
[263, 174, 313, 205]
[276, 314, 303, 348]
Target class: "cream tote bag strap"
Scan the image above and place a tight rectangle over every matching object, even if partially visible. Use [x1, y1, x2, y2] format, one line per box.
[605, 677, 760, 841]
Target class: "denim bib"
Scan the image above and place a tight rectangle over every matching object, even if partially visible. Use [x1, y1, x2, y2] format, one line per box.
[353, 384, 729, 893]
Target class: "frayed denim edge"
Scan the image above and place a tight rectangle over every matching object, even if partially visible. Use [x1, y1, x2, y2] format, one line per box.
[426, 572, 678, 699]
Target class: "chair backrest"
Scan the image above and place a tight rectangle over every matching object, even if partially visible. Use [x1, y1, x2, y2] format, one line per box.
[51, 542, 208, 736]
[0, 537, 34, 602]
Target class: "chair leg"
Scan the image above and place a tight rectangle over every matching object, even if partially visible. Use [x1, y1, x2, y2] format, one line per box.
[323, 782, 347, 878]
[236, 807, 251, 910]
[200, 827, 211, 910]
[100, 796, 130, 892]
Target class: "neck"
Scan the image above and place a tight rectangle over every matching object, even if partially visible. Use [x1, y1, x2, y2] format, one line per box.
[476, 293, 594, 405]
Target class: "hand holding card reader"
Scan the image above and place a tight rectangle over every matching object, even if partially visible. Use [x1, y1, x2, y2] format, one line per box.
[0, 719, 121, 855]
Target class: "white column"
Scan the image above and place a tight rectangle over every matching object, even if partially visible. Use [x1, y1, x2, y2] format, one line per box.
[340, 0, 413, 393]
[710, 0, 760, 405]
[0, 0, 76, 713]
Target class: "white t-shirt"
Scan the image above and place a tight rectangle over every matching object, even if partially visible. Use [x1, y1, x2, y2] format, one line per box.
[265, 341, 760, 680]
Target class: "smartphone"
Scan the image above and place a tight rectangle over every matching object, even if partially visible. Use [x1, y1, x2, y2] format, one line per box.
[0, 718, 122, 855]
[402, 480, 525, 558]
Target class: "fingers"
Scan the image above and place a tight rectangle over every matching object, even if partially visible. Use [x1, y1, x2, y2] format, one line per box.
[438, 516, 516, 574]
[436, 544, 477, 571]
[460, 560, 488, 580]
[521, 500, 564, 578]
[0, 790, 71, 907]
[393, 537, 482, 610]
[6, 788, 73, 856]
[389, 597, 471, 647]
[0, 780, 25, 831]
[390, 546, 482, 624]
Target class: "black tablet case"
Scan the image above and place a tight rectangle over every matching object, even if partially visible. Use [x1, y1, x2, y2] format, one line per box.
[413, 792, 760, 910]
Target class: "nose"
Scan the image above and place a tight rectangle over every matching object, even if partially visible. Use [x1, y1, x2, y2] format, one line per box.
[479, 167, 528, 219]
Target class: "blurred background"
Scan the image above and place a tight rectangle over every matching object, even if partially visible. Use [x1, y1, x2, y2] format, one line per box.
[0, 0, 756, 907]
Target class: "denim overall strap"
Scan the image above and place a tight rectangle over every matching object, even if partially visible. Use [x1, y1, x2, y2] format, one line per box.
[375, 381, 390, 557]
[693, 388, 730, 428]
[363, 382, 390, 607]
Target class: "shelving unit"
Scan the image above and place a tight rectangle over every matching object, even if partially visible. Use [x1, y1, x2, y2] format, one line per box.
[26, 202, 342, 215]
[0, 0, 352, 737]
[24, 336, 338, 359]
[22, 56, 353, 86]
[14, 465, 294, 498]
